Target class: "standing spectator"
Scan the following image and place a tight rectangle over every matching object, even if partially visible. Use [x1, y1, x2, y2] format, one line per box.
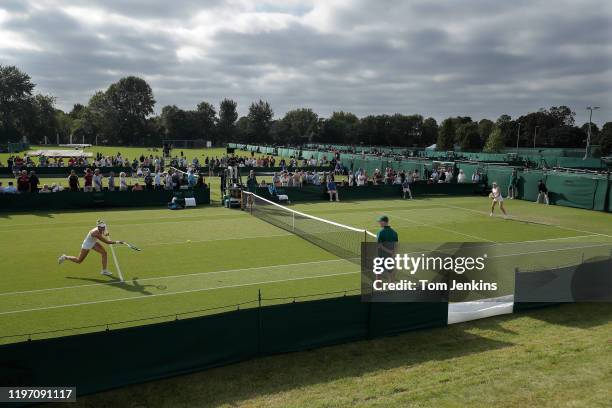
[187, 169, 197, 187]
[29, 171, 40, 193]
[472, 170, 481, 184]
[144, 171, 154, 190]
[154, 171, 162, 190]
[93, 169, 103, 192]
[108, 172, 116, 191]
[402, 177, 412, 199]
[83, 169, 93, 192]
[119, 172, 128, 191]
[508, 169, 518, 199]
[68, 170, 80, 192]
[17, 170, 30, 193]
[536, 179, 550, 205]
[457, 169, 466, 183]
[164, 172, 173, 191]
[246, 170, 258, 193]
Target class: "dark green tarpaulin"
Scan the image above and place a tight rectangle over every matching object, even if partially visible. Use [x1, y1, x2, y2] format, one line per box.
[0, 188, 211, 211]
[518, 170, 545, 201]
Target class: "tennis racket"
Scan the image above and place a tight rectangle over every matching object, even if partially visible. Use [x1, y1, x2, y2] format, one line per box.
[123, 242, 142, 251]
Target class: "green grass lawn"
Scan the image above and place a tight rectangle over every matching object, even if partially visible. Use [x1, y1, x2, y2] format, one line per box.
[52, 302, 612, 408]
[1, 145, 282, 165]
[0, 196, 610, 345]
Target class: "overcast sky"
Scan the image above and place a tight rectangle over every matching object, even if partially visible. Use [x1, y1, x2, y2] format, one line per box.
[1, 0, 610, 124]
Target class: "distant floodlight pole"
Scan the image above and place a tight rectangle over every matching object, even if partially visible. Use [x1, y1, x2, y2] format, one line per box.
[584, 106, 600, 159]
[533, 126, 540, 149]
[516, 122, 521, 153]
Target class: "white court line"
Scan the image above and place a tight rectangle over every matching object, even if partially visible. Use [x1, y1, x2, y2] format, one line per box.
[0, 259, 347, 297]
[0, 271, 358, 316]
[430, 202, 612, 238]
[488, 243, 612, 259]
[0, 210, 244, 230]
[391, 212, 497, 243]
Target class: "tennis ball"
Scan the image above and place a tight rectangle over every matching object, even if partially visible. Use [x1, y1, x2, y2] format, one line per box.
[186, 239, 191, 242]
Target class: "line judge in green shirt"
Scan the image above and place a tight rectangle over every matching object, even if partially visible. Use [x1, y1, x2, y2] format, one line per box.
[376, 215, 398, 253]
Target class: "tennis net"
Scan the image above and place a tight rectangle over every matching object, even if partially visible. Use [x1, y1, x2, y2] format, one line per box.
[242, 191, 377, 263]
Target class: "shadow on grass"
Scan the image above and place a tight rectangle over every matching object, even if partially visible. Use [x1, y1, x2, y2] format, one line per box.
[78, 318, 515, 407]
[65, 276, 163, 296]
[74, 303, 612, 408]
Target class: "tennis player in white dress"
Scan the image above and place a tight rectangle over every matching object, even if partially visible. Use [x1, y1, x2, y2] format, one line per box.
[58, 220, 124, 276]
[489, 182, 508, 217]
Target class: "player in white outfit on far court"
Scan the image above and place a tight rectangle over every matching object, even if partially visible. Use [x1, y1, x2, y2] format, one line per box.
[57, 220, 124, 276]
[489, 182, 508, 217]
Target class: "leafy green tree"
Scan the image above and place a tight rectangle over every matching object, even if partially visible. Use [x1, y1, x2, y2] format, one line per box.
[597, 122, 612, 156]
[0, 65, 35, 142]
[319, 111, 359, 144]
[281, 108, 318, 144]
[483, 126, 505, 153]
[104, 76, 156, 145]
[495, 114, 515, 146]
[218, 99, 238, 143]
[477, 119, 494, 145]
[247, 100, 274, 143]
[456, 122, 481, 151]
[421, 117, 438, 146]
[436, 118, 455, 150]
[196, 101, 217, 143]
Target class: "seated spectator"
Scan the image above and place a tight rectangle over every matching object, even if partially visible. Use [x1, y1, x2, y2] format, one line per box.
[132, 182, 144, 192]
[50, 183, 63, 192]
[4, 181, 17, 194]
[357, 171, 367, 186]
[196, 174, 207, 188]
[40, 184, 52, 193]
[472, 170, 481, 184]
[445, 169, 453, 183]
[327, 176, 339, 202]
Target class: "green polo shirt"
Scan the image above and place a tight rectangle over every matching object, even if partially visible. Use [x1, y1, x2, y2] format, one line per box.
[377, 226, 398, 243]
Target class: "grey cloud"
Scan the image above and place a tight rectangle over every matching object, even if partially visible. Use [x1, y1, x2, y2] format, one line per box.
[0, 0, 609, 124]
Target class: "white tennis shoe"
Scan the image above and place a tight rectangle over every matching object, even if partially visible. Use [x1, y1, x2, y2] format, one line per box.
[58, 254, 66, 264]
[101, 270, 113, 276]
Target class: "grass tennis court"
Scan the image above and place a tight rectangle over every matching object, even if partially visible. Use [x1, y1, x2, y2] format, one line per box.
[1, 196, 611, 344]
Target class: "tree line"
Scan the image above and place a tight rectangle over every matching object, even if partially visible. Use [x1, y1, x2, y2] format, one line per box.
[1, 65, 610, 155]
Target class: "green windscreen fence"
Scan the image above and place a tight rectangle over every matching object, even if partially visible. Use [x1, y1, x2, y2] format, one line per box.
[0, 296, 448, 397]
[544, 173, 606, 210]
[518, 170, 545, 202]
